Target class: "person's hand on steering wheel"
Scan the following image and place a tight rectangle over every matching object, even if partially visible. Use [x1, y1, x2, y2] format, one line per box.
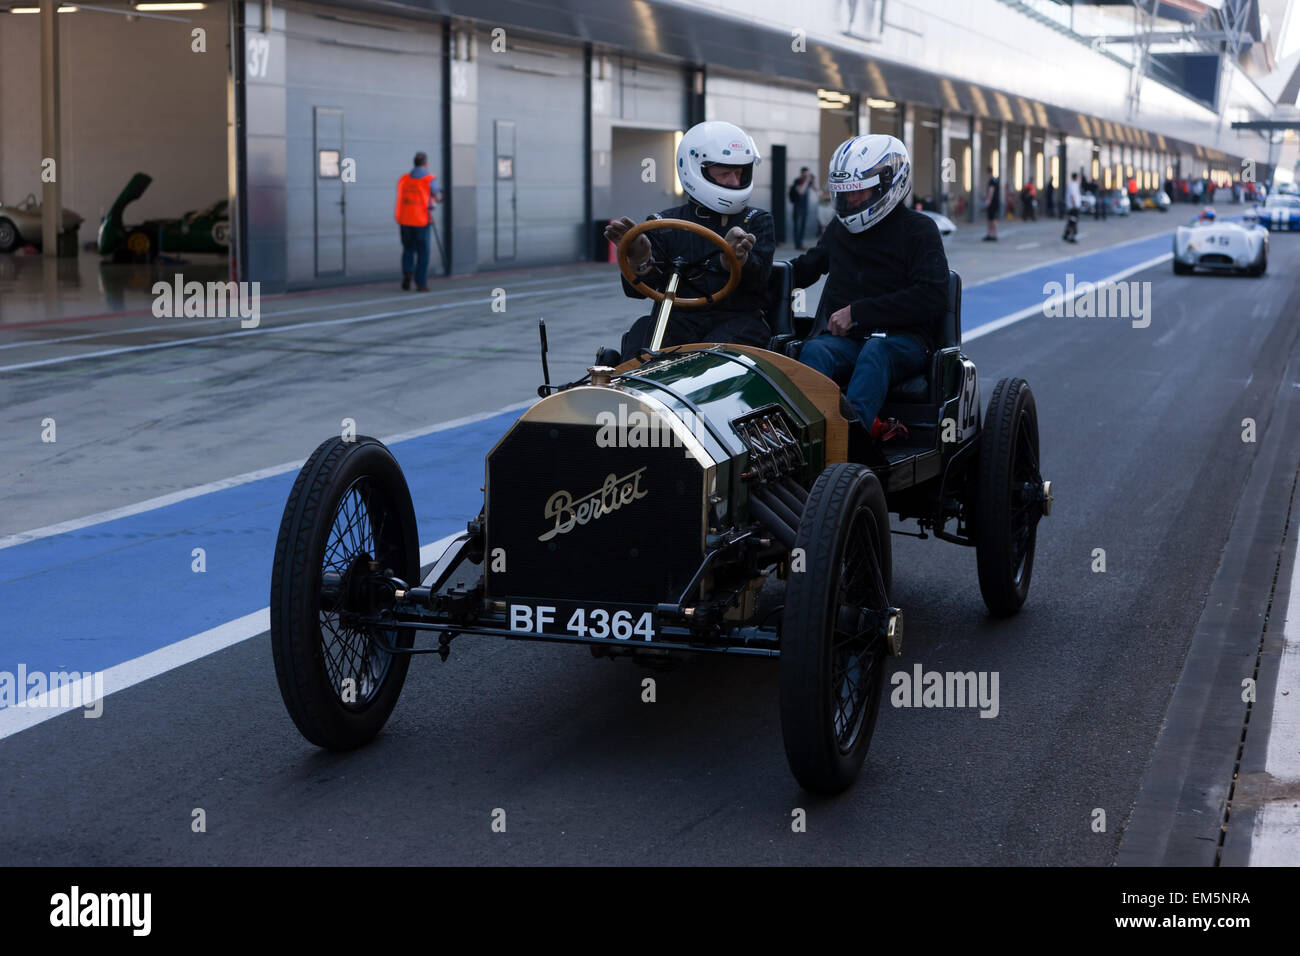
[604, 217, 653, 270]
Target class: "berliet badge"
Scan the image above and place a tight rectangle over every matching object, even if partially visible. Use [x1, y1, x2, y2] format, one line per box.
[538, 468, 649, 542]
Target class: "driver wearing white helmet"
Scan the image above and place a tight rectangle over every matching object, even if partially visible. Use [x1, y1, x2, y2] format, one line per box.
[603, 121, 776, 362]
[792, 134, 949, 443]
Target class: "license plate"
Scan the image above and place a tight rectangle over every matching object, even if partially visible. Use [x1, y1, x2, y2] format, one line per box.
[508, 603, 657, 642]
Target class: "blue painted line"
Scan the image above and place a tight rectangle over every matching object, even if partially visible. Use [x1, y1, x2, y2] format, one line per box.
[0, 414, 514, 678]
[0, 228, 1184, 686]
[963, 230, 1172, 335]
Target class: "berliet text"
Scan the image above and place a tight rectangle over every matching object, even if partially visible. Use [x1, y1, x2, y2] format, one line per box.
[537, 468, 649, 542]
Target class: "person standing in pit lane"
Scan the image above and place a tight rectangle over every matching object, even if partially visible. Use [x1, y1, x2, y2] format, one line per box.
[1063, 172, 1081, 244]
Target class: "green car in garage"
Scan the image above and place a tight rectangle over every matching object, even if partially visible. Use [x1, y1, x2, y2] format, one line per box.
[97, 172, 229, 261]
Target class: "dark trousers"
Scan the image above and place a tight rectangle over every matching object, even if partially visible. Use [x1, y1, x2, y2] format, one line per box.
[400, 225, 430, 285]
[791, 199, 809, 247]
[800, 333, 929, 427]
[1063, 207, 1079, 240]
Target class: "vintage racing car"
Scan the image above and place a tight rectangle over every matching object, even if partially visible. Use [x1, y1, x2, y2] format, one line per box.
[269, 218, 1053, 794]
[1244, 193, 1300, 232]
[1173, 211, 1268, 275]
[0, 193, 83, 253]
[97, 172, 230, 262]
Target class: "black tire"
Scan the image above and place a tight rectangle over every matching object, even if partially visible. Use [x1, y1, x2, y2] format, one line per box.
[0, 218, 18, 253]
[1173, 259, 1192, 275]
[1251, 249, 1267, 277]
[974, 378, 1045, 616]
[270, 436, 420, 750]
[780, 463, 892, 795]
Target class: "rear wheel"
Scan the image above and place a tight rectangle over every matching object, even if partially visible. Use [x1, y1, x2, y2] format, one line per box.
[975, 378, 1047, 616]
[1249, 248, 1267, 277]
[780, 463, 894, 795]
[270, 436, 420, 750]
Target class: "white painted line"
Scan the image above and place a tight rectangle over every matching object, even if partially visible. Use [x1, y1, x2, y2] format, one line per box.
[0, 607, 267, 740]
[1250, 528, 1300, 865]
[963, 253, 1172, 343]
[0, 402, 530, 551]
[1014, 241, 1040, 250]
[965, 225, 1177, 290]
[0, 282, 611, 373]
[0, 270, 600, 353]
[0, 531, 466, 740]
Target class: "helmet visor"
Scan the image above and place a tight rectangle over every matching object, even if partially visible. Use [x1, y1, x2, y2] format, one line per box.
[702, 162, 753, 190]
[833, 186, 879, 217]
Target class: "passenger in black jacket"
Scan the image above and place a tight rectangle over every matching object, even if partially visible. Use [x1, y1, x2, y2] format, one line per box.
[603, 121, 774, 362]
[794, 134, 949, 435]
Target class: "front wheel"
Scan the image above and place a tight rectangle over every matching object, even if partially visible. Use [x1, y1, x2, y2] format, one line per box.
[1173, 259, 1192, 275]
[270, 436, 421, 750]
[974, 378, 1047, 616]
[0, 218, 19, 253]
[780, 463, 894, 795]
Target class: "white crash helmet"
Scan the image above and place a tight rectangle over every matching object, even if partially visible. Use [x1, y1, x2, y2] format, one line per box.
[676, 121, 761, 214]
[827, 134, 911, 234]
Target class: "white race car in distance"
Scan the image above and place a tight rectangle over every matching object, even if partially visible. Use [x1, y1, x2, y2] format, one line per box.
[920, 210, 957, 236]
[1172, 214, 1268, 276]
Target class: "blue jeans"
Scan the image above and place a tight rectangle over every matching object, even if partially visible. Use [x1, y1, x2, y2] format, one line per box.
[791, 199, 808, 246]
[400, 225, 430, 285]
[800, 332, 929, 426]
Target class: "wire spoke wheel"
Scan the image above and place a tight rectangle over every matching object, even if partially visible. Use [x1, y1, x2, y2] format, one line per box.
[270, 437, 419, 750]
[975, 377, 1046, 616]
[781, 463, 893, 795]
[828, 508, 889, 751]
[317, 479, 401, 710]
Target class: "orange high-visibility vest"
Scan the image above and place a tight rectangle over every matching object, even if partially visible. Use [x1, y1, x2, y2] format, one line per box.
[395, 172, 434, 227]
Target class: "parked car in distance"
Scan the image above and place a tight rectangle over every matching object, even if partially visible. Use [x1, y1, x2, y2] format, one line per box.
[97, 172, 230, 262]
[920, 210, 957, 236]
[0, 194, 84, 253]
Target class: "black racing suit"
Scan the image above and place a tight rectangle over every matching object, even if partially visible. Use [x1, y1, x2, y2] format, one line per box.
[790, 204, 949, 350]
[618, 200, 775, 361]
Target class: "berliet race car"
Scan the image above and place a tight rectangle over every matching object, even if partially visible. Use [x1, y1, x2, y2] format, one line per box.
[1173, 212, 1268, 276]
[270, 218, 1053, 794]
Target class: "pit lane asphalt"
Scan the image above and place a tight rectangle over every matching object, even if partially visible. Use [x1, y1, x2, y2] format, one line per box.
[2, 218, 1298, 865]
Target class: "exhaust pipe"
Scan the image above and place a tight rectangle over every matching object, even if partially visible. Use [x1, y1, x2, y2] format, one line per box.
[748, 493, 797, 551]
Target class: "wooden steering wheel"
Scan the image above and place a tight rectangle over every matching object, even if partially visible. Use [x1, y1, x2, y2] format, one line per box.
[615, 218, 743, 308]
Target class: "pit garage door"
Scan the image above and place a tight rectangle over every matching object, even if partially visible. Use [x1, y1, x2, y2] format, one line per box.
[476, 33, 586, 266]
[283, 2, 443, 286]
[0, 3, 227, 271]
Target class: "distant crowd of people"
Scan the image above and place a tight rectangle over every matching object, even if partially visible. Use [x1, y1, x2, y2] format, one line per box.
[787, 159, 1267, 253]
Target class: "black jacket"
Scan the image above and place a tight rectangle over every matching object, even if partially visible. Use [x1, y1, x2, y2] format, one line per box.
[620, 201, 775, 330]
[789, 205, 949, 352]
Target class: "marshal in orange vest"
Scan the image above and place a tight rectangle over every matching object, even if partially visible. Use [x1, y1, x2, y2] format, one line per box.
[395, 172, 435, 227]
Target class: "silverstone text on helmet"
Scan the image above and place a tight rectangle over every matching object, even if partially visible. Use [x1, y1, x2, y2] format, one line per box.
[827, 134, 912, 234]
[676, 121, 761, 214]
